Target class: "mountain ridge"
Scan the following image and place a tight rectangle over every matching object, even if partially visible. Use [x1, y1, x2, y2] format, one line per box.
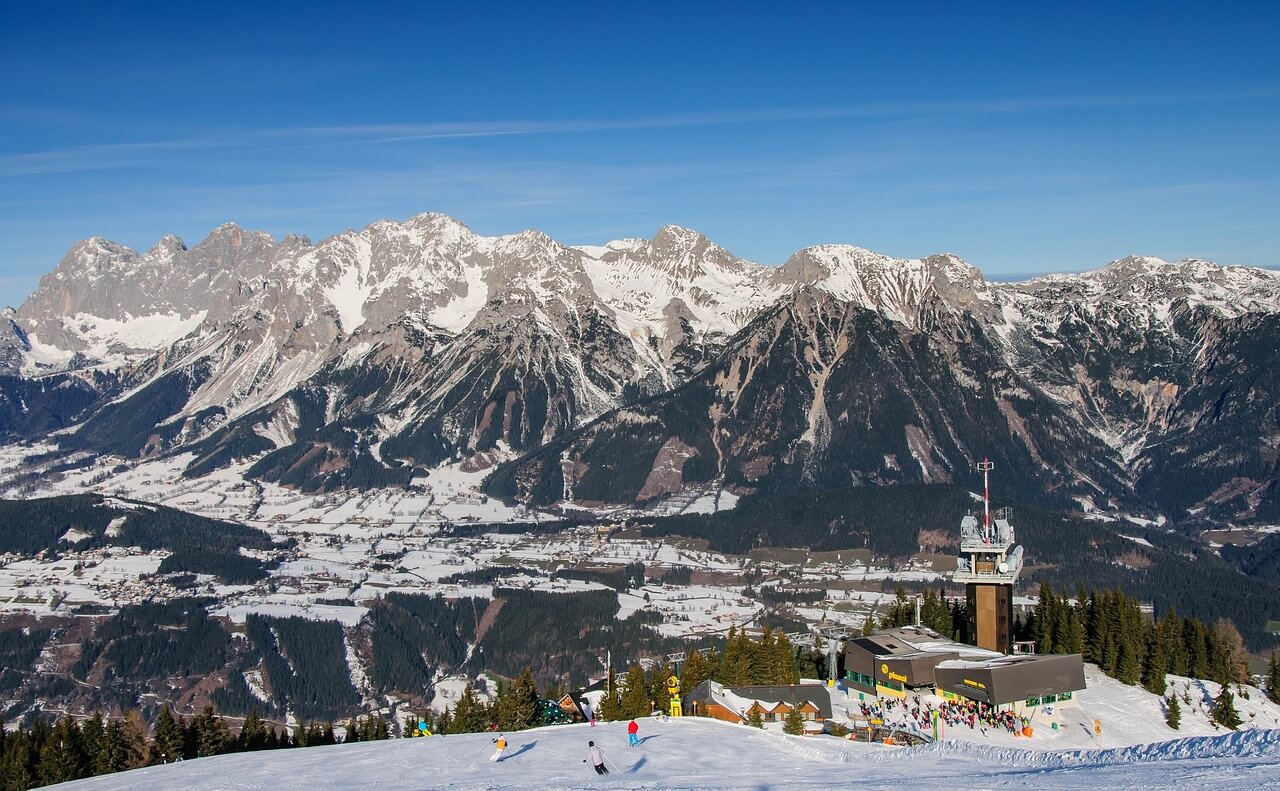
[2, 212, 1278, 524]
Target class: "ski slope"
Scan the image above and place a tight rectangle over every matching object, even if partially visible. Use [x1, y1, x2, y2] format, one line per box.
[51, 717, 1280, 791]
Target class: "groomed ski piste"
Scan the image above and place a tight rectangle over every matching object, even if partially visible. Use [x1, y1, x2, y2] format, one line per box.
[47, 716, 1280, 791]
[48, 666, 1280, 791]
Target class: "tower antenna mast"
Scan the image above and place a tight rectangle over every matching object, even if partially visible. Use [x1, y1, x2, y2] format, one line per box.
[978, 458, 995, 542]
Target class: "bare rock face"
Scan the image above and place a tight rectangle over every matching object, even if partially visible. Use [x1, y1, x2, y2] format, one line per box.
[3, 212, 1279, 519]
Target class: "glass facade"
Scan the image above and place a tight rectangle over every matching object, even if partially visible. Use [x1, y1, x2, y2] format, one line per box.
[1025, 691, 1072, 706]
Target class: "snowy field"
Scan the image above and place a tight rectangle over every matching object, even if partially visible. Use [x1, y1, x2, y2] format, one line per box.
[49, 717, 1280, 791]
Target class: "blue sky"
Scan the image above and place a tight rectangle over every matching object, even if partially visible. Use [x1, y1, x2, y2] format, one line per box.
[1, 1, 1277, 307]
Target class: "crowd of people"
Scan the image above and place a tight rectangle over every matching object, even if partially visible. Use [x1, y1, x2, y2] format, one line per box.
[935, 698, 1024, 734]
[854, 692, 1025, 737]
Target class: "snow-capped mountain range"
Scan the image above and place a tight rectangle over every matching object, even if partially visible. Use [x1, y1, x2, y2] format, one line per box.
[2, 212, 1278, 522]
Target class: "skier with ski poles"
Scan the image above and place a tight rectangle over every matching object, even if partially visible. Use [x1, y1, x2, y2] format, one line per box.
[489, 734, 507, 762]
[584, 740, 608, 774]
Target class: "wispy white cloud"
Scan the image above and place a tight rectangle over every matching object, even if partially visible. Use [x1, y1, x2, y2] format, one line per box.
[0, 139, 214, 176]
[4, 88, 1276, 176]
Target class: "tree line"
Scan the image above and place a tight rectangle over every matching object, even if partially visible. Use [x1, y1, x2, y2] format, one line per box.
[418, 628, 811, 737]
[406, 666, 581, 736]
[0, 706, 394, 791]
[1022, 583, 1273, 729]
[595, 628, 803, 721]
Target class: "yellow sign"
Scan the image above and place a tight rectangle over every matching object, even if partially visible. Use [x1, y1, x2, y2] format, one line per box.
[886, 670, 908, 684]
[881, 663, 889, 674]
[962, 678, 988, 690]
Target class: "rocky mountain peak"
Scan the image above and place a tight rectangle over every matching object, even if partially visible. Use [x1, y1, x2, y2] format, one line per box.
[647, 224, 748, 281]
[148, 235, 188, 255]
[777, 245, 993, 327]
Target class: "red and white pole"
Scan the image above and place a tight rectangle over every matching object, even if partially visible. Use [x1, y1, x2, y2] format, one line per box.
[978, 459, 995, 541]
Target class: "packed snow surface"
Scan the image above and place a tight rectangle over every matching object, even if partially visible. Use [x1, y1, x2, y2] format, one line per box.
[50, 718, 1280, 790]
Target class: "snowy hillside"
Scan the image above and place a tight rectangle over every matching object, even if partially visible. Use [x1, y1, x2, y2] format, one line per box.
[49, 715, 1280, 791]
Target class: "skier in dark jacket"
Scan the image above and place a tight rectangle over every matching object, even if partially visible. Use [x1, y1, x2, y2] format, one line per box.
[584, 740, 608, 774]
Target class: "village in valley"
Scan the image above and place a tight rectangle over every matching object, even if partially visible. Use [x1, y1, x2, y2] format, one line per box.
[3, 441, 1278, 757]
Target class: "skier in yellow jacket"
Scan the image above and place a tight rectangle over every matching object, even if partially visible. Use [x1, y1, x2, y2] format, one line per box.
[489, 734, 507, 762]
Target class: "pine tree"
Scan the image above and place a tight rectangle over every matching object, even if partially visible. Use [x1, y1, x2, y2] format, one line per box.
[718, 627, 752, 685]
[782, 707, 805, 736]
[599, 673, 624, 723]
[1116, 633, 1142, 686]
[1083, 591, 1101, 664]
[1160, 610, 1187, 677]
[1184, 619, 1207, 679]
[1142, 627, 1168, 696]
[644, 665, 674, 713]
[1210, 684, 1243, 730]
[921, 589, 953, 636]
[1061, 603, 1085, 655]
[949, 599, 966, 642]
[1268, 652, 1280, 705]
[881, 586, 912, 629]
[861, 608, 877, 636]
[449, 684, 491, 733]
[0, 734, 36, 791]
[773, 632, 800, 685]
[747, 709, 764, 728]
[38, 717, 88, 786]
[153, 707, 185, 765]
[495, 668, 542, 731]
[1033, 582, 1055, 654]
[304, 723, 324, 746]
[239, 708, 269, 751]
[1164, 694, 1181, 730]
[680, 648, 714, 695]
[193, 706, 230, 757]
[1212, 619, 1249, 684]
[619, 665, 651, 718]
[94, 722, 129, 775]
[80, 712, 105, 771]
[433, 709, 452, 736]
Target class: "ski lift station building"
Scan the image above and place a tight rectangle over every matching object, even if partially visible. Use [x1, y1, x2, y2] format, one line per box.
[842, 626, 1085, 707]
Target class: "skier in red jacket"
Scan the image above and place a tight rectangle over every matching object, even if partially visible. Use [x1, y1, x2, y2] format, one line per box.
[627, 719, 639, 747]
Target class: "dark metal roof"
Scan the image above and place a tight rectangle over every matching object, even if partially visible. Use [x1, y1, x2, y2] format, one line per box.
[848, 635, 916, 656]
[725, 684, 834, 719]
[684, 680, 834, 719]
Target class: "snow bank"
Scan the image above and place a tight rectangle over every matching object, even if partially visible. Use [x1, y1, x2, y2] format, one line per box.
[886, 727, 1280, 769]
